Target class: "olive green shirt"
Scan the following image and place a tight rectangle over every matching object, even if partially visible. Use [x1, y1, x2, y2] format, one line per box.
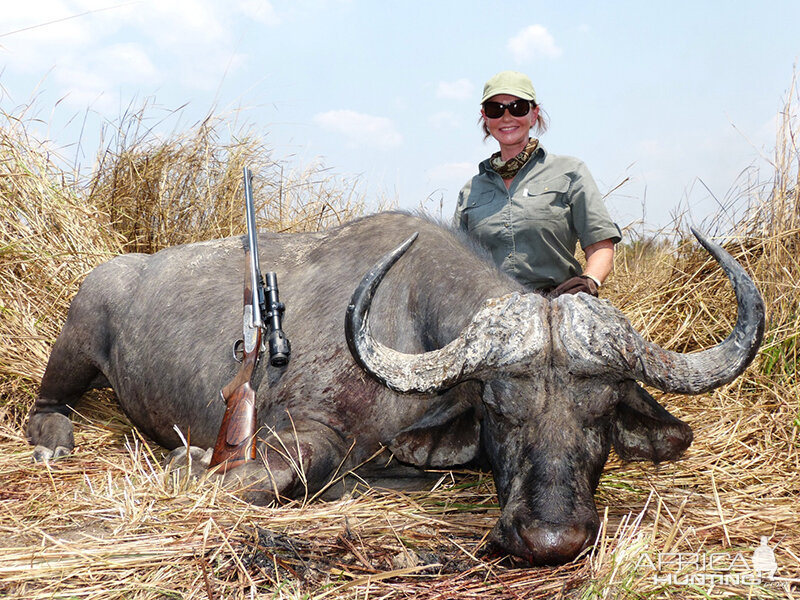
[454, 146, 621, 290]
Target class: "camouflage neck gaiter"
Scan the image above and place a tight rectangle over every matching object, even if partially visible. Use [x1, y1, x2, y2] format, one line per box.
[490, 138, 539, 180]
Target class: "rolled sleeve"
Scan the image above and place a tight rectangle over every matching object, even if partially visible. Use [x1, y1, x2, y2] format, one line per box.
[569, 161, 622, 248]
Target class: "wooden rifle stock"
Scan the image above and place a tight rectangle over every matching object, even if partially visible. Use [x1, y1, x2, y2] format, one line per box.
[209, 331, 260, 472]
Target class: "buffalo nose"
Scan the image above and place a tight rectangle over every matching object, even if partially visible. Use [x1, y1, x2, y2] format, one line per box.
[518, 523, 595, 565]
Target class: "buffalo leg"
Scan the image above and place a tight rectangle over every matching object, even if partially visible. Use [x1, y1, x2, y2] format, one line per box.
[166, 418, 349, 504]
[26, 329, 106, 462]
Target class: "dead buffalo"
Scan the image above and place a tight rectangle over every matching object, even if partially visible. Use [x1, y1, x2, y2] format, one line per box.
[27, 212, 764, 565]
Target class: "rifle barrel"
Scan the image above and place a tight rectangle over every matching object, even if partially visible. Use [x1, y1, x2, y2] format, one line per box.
[243, 166, 263, 329]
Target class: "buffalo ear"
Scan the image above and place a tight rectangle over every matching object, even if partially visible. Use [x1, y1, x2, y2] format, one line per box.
[389, 395, 480, 468]
[612, 382, 693, 463]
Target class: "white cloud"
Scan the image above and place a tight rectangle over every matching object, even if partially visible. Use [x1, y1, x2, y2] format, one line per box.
[314, 110, 402, 149]
[436, 78, 474, 101]
[41, 41, 160, 111]
[2, 10, 85, 45]
[104, 43, 159, 83]
[0, 1, 98, 70]
[0, 0, 280, 105]
[507, 25, 562, 62]
[139, 1, 230, 48]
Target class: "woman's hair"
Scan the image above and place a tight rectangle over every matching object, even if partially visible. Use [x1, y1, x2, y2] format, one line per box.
[480, 102, 549, 141]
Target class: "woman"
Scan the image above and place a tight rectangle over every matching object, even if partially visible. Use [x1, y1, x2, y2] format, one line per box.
[454, 70, 620, 296]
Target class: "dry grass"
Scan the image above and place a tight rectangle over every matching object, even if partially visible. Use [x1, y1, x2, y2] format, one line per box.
[0, 108, 125, 413]
[87, 101, 368, 255]
[1, 83, 799, 599]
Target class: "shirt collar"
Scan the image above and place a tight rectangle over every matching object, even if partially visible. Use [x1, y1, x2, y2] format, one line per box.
[479, 144, 547, 175]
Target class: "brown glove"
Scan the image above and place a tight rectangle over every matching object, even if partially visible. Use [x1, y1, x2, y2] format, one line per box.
[553, 275, 600, 297]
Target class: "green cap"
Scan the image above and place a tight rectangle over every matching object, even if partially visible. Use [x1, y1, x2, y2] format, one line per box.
[480, 70, 537, 104]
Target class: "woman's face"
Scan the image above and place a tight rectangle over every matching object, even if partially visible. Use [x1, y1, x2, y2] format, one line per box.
[482, 94, 539, 155]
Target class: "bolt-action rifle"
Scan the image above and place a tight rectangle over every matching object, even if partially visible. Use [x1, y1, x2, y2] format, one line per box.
[209, 166, 291, 472]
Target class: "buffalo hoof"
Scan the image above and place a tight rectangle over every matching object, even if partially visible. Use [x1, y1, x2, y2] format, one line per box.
[27, 411, 75, 461]
[32, 444, 71, 463]
[163, 447, 281, 505]
[163, 446, 212, 480]
[215, 461, 277, 506]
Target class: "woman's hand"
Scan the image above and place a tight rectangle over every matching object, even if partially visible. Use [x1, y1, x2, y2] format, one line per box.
[553, 275, 600, 297]
[553, 238, 616, 297]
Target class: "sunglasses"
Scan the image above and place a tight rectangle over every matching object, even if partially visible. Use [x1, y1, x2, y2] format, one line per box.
[482, 99, 533, 119]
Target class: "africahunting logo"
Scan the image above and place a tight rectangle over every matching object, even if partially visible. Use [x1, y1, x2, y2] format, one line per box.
[636, 537, 800, 588]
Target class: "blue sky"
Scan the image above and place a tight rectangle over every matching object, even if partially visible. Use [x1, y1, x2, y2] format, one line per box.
[1, 0, 798, 231]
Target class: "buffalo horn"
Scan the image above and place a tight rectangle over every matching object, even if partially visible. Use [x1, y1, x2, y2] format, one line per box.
[558, 228, 765, 394]
[345, 233, 548, 393]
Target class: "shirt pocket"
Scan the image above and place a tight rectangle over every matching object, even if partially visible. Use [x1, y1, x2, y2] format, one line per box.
[463, 190, 502, 231]
[519, 175, 571, 222]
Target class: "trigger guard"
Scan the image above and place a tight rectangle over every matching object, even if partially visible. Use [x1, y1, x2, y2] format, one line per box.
[232, 339, 245, 363]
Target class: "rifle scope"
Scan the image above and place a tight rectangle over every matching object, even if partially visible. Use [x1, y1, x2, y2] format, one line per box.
[264, 271, 291, 366]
